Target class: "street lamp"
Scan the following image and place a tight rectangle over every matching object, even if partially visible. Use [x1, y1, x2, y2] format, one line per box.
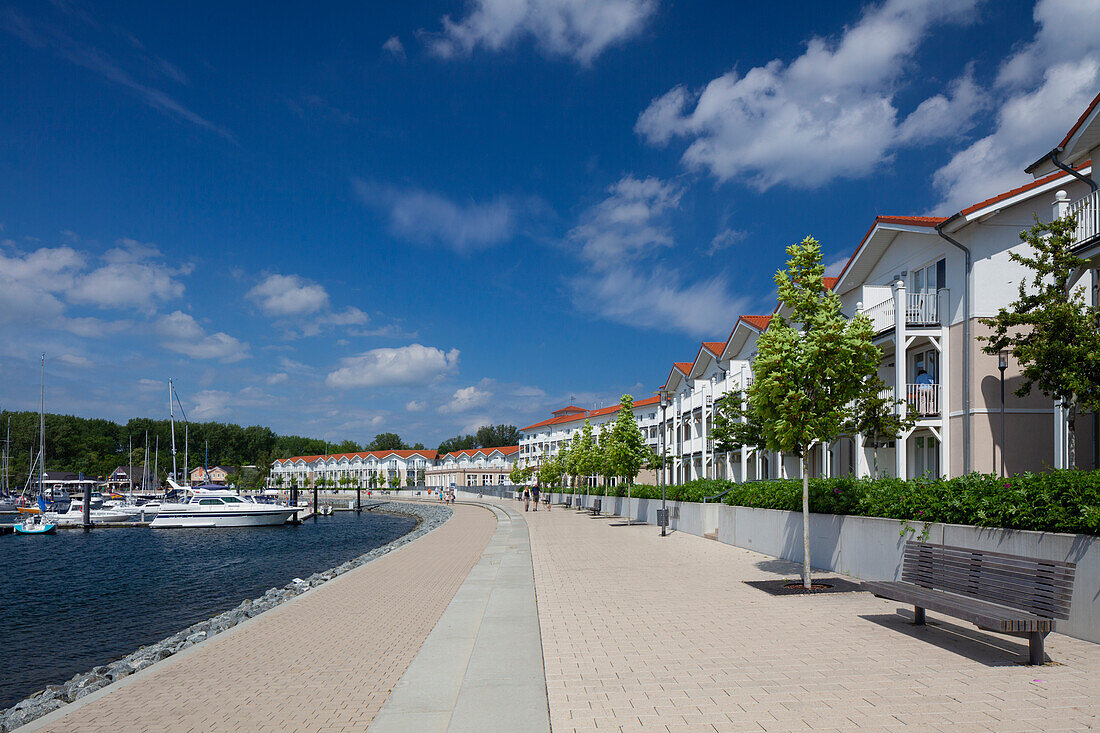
[657, 388, 670, 537]
[998, 350, 1009, 477]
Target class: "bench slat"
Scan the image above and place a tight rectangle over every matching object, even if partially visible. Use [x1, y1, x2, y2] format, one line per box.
[862, 581, 1053, 633]
[899, 542, 1075, 619]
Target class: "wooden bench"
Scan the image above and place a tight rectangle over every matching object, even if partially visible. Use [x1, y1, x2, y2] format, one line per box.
[862, 542, 1076, 665]
[589, 498, 602, 516]
[561, 496, 572, 508]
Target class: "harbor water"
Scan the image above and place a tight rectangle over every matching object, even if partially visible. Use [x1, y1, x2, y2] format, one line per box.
[0, 510, 417, 709]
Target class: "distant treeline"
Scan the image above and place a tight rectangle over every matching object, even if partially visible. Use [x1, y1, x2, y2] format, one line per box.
[0, 410, 360, 487]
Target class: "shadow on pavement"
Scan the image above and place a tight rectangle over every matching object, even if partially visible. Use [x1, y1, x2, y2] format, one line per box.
[860, 611, 1032, 667]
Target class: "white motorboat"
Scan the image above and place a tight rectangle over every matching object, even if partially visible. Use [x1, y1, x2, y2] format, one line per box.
[104, 498, 161, 521]
[151, 484, 297, 528]
[44, 497, 132, 526]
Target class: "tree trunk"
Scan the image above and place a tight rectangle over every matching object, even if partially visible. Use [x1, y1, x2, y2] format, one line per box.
[802, 454, 811, 590]
[1068, 399, 1077, 469]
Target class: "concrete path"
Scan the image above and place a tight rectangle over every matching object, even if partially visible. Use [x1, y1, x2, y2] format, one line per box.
[369, 501, 550, 732]
[26, 504, 496, 733]
[521, 500, 1100, 732]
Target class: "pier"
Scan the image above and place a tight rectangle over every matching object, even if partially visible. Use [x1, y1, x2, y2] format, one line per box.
[19, 499, 1100, 732]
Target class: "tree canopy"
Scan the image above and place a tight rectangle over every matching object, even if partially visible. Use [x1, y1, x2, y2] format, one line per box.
[980, 214, 1100, 467]
[436, 423, 520, 454]
[367, 432, 408, 451]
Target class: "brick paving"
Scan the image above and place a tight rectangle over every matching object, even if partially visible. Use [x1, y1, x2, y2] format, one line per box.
[523, 503, 1100, 732]
[34, 504, 495, 733]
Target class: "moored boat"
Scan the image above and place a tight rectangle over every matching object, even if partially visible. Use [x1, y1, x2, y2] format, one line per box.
[151, 484, 297, 528]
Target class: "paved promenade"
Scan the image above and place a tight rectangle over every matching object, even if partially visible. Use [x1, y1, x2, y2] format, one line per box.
[27, 504, 496, 732]
[524, 503, 1100, 732]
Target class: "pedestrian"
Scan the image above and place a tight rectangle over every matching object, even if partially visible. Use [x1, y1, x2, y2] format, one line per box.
[531, 479, 540, 512]
[523, 486, 530, 511]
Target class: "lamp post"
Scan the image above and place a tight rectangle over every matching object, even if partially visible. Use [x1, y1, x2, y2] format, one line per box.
[998, 350, 1008, 477]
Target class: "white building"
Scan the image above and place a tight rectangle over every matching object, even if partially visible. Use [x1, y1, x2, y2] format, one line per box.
[271, 449, 438, 489]
[518, 396, 662, 484]
[425, 446, 519, 488]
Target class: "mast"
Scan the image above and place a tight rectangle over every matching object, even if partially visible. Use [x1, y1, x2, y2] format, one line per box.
[144, 431, 149, 493]
[169, 379, 178, 484]
[183, 423, 189, 488]
[154, 435, 159, 490]
[2, 415, 9, 494]
[38, 354, 45, 498]
[128, 434, 133, 497]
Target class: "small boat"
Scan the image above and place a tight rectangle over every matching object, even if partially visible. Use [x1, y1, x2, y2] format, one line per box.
[318, 504, 334, 516]
[14, 513, 56, 534]
[44, 497, 132, 526]
[151, 483, 298, 528]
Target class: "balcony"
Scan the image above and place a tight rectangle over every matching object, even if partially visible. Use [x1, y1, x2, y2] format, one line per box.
[1068, 189, 1100, 248]
[862, 292, 940, 333]
[880, 384, 941, 417]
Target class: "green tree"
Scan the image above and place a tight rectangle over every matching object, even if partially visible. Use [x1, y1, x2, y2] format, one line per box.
[508, 465, 533, 485]
[604, 395, 648, 520]
[475, 424, 521, 448]
[563, 433, 581, 489]
[574, 419, 600, 494]
[538, 451, 563, 487]
[438, 434, 477, 454]
[369, 433, 408, 451]
[748, 236, 881, 588]
[980, 215, 1100, 468]
[844, 376, 913, 478]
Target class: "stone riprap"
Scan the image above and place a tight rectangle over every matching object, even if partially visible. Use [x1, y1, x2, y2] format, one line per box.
[0, 502, 451, 733]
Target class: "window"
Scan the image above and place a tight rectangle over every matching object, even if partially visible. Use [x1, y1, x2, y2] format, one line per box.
[198, 498, 224, 505]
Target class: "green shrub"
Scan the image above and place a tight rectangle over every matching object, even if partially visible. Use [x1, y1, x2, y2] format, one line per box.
[545, 470, 1099, 535]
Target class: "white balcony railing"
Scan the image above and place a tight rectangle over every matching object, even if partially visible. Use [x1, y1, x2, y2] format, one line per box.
[862, 291, 940, 332]
[878, 384, 941, 416]
[1068, 188, 1100, 247]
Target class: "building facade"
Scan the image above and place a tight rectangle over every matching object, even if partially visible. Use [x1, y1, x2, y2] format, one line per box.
[271, 450, 438, 489]
[424, 446, 519, 487]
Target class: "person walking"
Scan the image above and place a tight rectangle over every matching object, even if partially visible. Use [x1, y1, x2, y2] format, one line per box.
[531, 479, 540, 512]
[523, 485, 531, 511]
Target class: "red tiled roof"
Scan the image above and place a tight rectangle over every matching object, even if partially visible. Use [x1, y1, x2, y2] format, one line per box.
[822, 276, 839, 290]
[277, 449, 438, 464]
[702, 341, 725, 356]
[1059, 90, 1100, 149]
[674, 361, 693, 374]
[551, 405, 585, 415]
[444, 445, 519, 459]
[958, 165, 1087, 216]
[739, 315, 772, 331]
[835, 215, 948, 284]
[520, 395, 661, 432]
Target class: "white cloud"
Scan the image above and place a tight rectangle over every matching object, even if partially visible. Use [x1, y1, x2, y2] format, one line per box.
[422, 0, 656, 65]
[325, 344, 459, 389]
[57, 353, 93, 368]
[568, 175, 748, 336]
[930, 0, 1100, 212]
[248, 272, 370, 337]
[354, 179, 515, 253]
[248, 274, 329, 316]
[570, 176, 681, 264]
[382, 35, 406, 60]
[635, 0, 981, 189]
[156, 310, 250, 362]
[706, 228, 747, 256]
[69, 240, 186, 310]
[406, 399, 426, 412]
[266, 372, 289, 385]
[439, 385, 493, 413]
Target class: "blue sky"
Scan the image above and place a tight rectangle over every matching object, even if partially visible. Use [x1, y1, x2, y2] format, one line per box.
[2, 0, 1098, 446]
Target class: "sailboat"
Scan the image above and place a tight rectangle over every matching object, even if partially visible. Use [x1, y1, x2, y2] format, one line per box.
[15, 355, 56, 535]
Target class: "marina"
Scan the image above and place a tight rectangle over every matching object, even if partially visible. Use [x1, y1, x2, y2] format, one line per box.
[0, 509, 416, 710]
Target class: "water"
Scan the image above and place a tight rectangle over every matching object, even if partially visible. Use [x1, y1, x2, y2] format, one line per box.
[0, 511, 417, 708]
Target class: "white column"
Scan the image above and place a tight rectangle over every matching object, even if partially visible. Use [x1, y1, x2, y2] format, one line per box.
[1052, 190, 1072, 467]
[894, 279, 908, 479]
[938, 288, 951, 478]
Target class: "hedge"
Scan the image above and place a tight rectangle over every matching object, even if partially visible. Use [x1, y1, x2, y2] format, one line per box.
[547, 470, 1100, 536]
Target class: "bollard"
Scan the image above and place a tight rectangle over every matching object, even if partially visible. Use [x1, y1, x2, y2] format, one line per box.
[313, 487, 318, 521]
[357, 487, 362, 512]
[82, 482, 92, 532]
